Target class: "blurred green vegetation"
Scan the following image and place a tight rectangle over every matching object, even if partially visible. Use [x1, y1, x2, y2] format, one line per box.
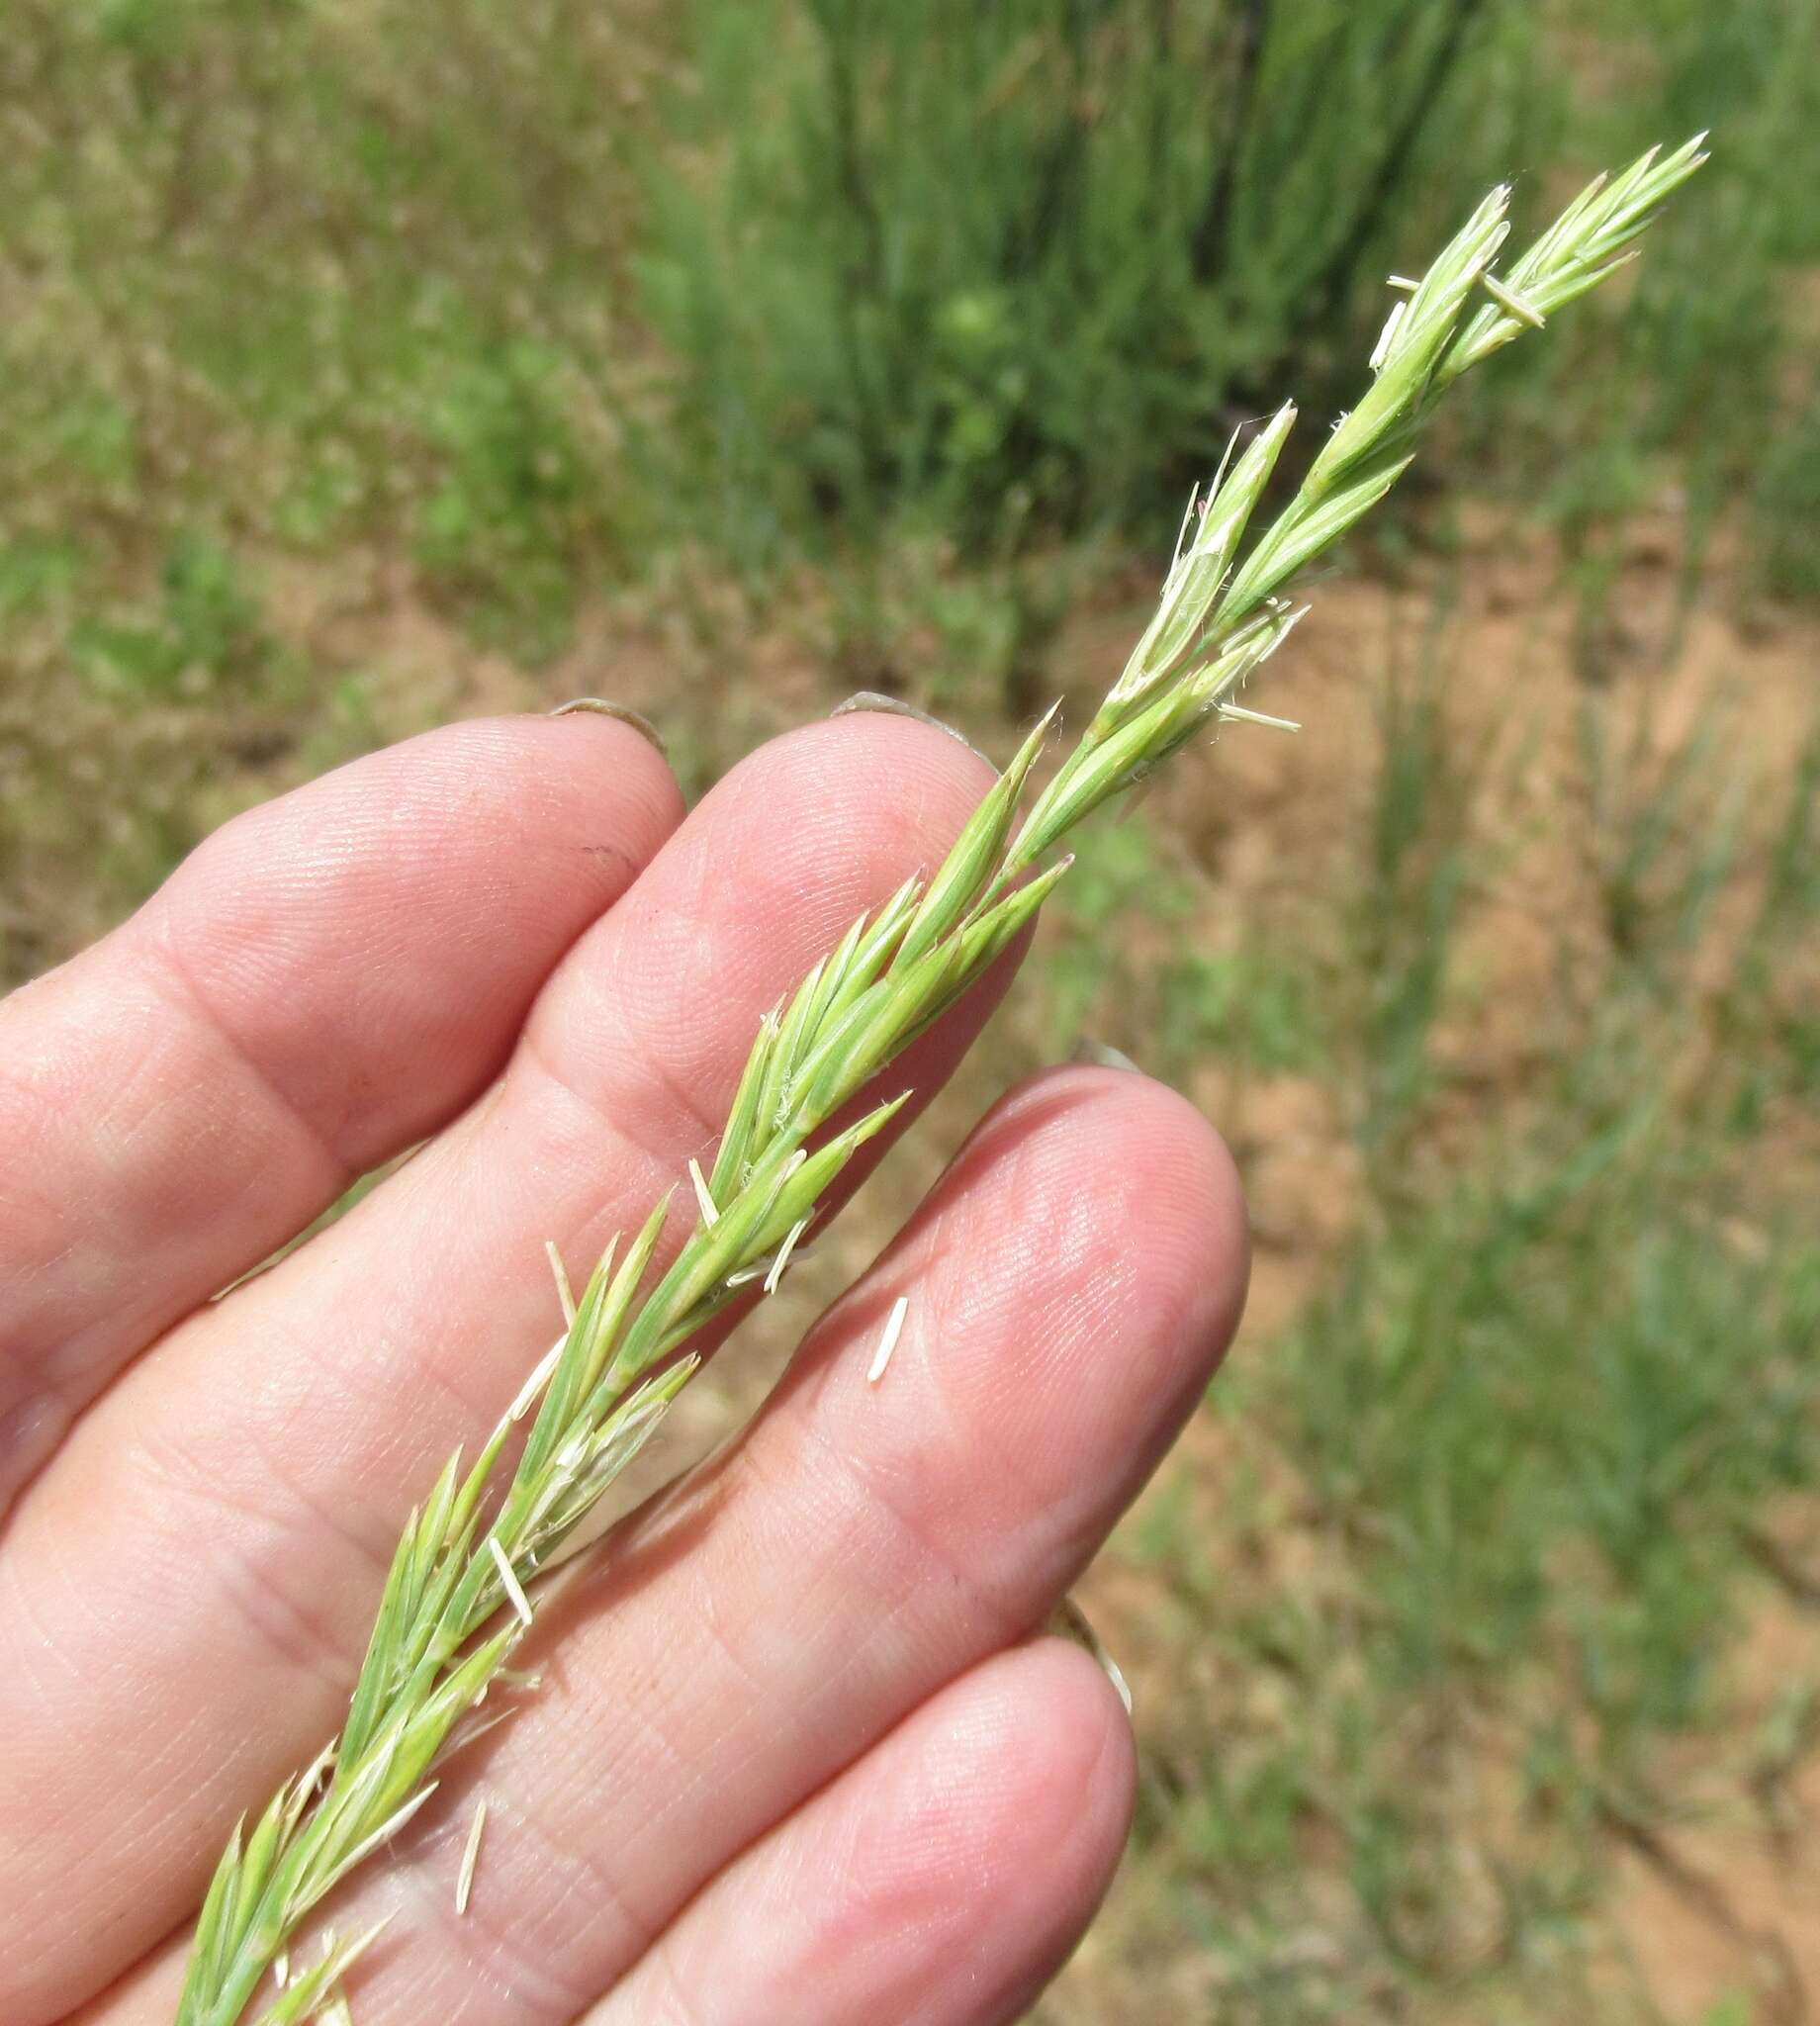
[4, 3, 1820, 2018]
[642, 0, 1546, 554]
[2, 0, 1815, 938]
[2, 2, 1815, 677]
[645, 0, 1820, 586]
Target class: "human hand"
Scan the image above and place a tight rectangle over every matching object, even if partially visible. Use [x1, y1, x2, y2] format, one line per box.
[0, 704, 1245, 2026]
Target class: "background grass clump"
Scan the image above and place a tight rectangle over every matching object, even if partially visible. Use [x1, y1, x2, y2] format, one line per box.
[5, 2, 1820, 2018]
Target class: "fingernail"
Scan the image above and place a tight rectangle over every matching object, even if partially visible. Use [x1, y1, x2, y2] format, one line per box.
[548, 697, 668, 760]
[830, 691, 985, 760]
[1071, 1038, 1140, 1074]
[1047, 1594, 1135, 1716]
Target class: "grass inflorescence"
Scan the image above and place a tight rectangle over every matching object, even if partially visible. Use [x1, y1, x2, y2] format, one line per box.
[175, 140, 1705, 2026]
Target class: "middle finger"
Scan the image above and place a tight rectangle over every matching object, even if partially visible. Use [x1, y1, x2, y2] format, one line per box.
[93, 1063, 1243, 2026]
[318, 1065, 1241, 2024]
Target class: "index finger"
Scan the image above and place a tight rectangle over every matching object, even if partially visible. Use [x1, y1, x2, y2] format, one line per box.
[0, 709, 681, 1512]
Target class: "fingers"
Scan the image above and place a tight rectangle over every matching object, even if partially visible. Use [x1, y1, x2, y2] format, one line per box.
[0, 710, 1004, 2024]
[273, 1065, 1244, 2024]
[591, 1640, 1136, 2026]
[69, 1642, 1136, 2026]
[0, 711, 682, 1512]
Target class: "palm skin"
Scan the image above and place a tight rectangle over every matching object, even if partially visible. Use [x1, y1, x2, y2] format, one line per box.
[0, 702, 1245, 2026]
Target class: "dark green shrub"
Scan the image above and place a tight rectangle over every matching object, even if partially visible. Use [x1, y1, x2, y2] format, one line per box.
[639, 0, 1540, 558]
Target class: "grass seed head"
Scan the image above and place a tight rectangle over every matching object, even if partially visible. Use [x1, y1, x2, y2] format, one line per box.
[174, 140, 1704, 2025]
